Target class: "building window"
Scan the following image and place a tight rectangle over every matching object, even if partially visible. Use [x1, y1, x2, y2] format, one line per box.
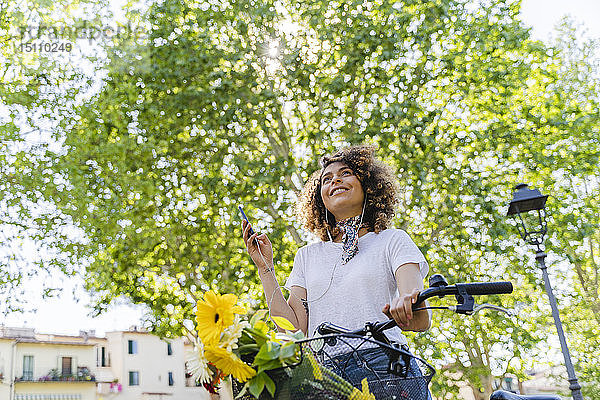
[61, 357, 73, 376]
[23, 355, 34, 380]
[167, 342, 173, 356]
[128, 339, 138, 354]
[168, 371, 174, 386]
[129, 371, 139, 386]
[99, 346, 109, 367]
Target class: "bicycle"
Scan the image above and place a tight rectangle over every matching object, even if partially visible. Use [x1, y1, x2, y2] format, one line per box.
[233, 274, 561, 400]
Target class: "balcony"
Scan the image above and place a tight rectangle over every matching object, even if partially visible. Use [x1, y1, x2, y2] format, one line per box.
[15, 367, 96, 383]
[15, 375, 96, 383]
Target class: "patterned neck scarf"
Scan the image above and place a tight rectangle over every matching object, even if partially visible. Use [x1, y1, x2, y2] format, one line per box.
[335, 215, 363, 264]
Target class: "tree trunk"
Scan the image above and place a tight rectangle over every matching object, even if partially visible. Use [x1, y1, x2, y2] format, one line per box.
[469, 375, 495, 400]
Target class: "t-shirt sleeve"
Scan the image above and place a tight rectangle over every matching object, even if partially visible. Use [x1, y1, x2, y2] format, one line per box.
[387, 229, 429, 279]
[285, 247, 307, 289]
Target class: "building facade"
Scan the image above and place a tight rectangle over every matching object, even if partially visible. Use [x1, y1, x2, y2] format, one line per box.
[102, 328, 207, 400]
[0, 326, 210, 400]
[0, 327, 96, 400]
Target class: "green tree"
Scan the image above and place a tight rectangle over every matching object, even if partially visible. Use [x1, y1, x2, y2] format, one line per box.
[5, 0, 600, 398]
[516, 19, 600, 398]
[0, 0, 98, 313]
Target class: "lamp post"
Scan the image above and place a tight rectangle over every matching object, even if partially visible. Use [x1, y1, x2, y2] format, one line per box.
[507, 183, 583, 400]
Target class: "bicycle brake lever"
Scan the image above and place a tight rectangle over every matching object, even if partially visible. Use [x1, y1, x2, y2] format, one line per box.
[454, 303, 513, 316]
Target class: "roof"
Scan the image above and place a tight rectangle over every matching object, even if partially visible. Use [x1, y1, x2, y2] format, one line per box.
[15, 338, 95, 346]
[15, 394, 85, 399]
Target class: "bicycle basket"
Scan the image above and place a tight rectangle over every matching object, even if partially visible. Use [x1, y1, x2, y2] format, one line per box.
[232, 333, 434, 400]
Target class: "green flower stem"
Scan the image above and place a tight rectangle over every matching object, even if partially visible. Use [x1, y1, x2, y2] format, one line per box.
[237, 344, 259, 353]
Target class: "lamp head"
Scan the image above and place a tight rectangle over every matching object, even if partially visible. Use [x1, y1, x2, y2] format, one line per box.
[507, 183, 548, 215]
[507, 183, 548, 247]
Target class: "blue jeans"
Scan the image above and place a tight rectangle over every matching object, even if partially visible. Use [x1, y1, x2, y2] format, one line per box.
[324, 346, 432, 400]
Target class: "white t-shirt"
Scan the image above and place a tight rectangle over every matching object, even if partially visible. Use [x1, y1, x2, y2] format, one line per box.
[285, 228, 429, 345]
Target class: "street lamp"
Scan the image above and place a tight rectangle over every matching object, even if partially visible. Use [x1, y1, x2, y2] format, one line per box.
[507, 183, 584, 400]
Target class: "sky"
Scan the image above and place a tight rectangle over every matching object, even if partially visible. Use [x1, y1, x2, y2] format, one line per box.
[520, 0, 600, 41]
[2, 0, 599, 338]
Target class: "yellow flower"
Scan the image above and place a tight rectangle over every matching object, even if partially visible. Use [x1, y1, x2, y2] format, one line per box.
[348, 378, 376, 400]
[204, 346, 256, 383]
[196, 291, 245, 345]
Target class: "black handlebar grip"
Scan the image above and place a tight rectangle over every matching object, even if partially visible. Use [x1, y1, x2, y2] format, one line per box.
[461, 281, 513, 295]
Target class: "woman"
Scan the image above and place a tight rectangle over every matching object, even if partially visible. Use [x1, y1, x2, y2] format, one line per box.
[242, 145, 431, 397]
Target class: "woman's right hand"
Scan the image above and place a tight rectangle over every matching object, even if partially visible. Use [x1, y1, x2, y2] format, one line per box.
[242, 219, 274, 273]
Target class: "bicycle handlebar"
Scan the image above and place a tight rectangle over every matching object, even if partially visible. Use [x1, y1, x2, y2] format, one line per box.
[416, 281, 513, 302]
[317, 277, 513, 336]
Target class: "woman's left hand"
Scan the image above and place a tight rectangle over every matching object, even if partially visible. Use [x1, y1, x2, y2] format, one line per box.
[382, 288, 420, 329]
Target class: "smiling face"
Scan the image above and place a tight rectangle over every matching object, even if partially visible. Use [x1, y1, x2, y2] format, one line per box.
[320, 161, 365, 221]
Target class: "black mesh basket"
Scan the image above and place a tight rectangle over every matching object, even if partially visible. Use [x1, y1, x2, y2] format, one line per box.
[232, 334, 434, 400]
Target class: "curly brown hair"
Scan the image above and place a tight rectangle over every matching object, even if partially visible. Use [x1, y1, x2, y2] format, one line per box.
[296, 145, 400, 241]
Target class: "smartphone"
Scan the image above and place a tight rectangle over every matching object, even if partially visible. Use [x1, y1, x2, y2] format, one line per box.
[238, 205, 255, 235]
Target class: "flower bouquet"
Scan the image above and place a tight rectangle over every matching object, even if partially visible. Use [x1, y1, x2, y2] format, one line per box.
[187, 291, 377, 399]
